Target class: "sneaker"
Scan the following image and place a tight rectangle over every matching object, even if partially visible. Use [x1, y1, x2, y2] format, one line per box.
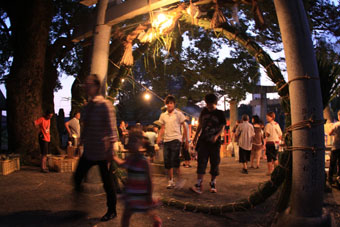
[241, 169, 248, 174]
[210, 182, 217, 193]
[167, 180, 175, 189]
[100, 210, 117, 222]
[190, 184, 202, 194]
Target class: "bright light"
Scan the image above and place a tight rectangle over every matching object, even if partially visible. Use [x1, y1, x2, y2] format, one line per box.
[144, 92, 151, 100]
[121, 78, 125, 83]
[151, 13, 174, 34]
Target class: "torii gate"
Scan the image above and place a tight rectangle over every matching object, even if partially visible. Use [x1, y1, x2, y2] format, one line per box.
[73, 0, 328, 226]
[73, 0, 180, 96]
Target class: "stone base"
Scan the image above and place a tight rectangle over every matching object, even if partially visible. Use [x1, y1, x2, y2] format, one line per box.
[83, 166, 105, 194]
[83, 182, 105, 194]
[151, 163, 166, 175]
[273, 208, 333, 227]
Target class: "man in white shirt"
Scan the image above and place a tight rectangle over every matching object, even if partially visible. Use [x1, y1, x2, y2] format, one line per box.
[264, 111, 282, 175]
[65, 111, 81, 146]
[157, 95, 189, 189]
[236, 114, 255, 174]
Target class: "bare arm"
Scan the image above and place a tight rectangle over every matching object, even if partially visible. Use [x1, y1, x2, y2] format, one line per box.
[113, 155, 125, 166]
[156, 125, 165, 144]
[64, 121, 71, 136]
[213, 125, 225, 143]
[182, 122, 189, 149]
[193, 124, 202, 146]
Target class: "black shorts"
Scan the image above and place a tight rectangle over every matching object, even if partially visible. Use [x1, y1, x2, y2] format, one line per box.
[146, 146, 155, 157]
[266, 143, 278, 162]
[39, 139, 49, 156]
[239, 147, 251, 163]
[163, 140, 181, 169]
[196, 140, 221, 176]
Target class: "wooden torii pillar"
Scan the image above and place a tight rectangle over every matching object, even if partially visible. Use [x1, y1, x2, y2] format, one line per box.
[74, 0, 181, 192]
[249, 85, 277, 122]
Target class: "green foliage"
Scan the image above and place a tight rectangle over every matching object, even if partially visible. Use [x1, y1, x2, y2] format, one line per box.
[316, 41, 340, 107]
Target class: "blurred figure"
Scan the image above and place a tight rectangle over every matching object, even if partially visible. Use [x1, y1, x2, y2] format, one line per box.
[118, 121, 128, 146]
[264, 112, 282, 175]
[181, 118, 191, 168]
[191, 94, 226, 194]
[231, 120, 241, 161]
[250, 115, 264, 169]
[328, 110, 340, 186]
[145, 125, 157, 163]
[65, 111, 81, 147]
[236, 115, 254, 174]
[74, 74, 119, 222]
[156, 95, 189, 189]
[113, 128, 162, 227]
[34, 110, 54, 173]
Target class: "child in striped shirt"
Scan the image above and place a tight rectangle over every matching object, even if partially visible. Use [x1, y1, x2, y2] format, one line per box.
[113, 128, 162, 227]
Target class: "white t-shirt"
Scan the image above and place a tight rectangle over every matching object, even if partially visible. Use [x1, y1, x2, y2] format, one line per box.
[159, 109, 186, 142]
[68, 117, 80, 138]
[264, 121, 282, 142]
[145, 131, 157, 146]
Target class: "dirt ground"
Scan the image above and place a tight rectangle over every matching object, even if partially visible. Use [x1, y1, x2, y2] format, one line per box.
[0, 157, 339, 227]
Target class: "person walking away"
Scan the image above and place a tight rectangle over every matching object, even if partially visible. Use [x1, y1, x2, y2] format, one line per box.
[191, 94, 226, 194]
[236, 115, 255, 174]
[65, 111, 81, 147]
[250, 115, 264, 169]
[113, 128, 162, 227]
[73, 74, 119, 222]
[156, 95, 189, 189]
[264, 111, 282, 175]
[328, 110, 340, 187]
[145, 125, 157, 163]
[181, 119, 192, 168]
[118, 121, 128, 146]
[232, 120, 241, 161]
[34, 110, 54, 173]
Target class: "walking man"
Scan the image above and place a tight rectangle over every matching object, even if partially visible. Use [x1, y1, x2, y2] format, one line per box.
[328, 110, 340, 186]
[236, 114, 255, 174]
[156, 95, 189, 189]
[65, 111, 81, 147]
[191, 94, 226, 194]
[74, 74, 119, 222]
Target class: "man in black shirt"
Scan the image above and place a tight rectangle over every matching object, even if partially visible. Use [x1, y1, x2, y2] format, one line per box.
[191, 94, 226, 194]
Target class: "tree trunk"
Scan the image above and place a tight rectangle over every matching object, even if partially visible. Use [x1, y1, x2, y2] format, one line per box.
[273, 0, 330, 225]
[5, 0, 53, 161]
[71, 41, 92, 116]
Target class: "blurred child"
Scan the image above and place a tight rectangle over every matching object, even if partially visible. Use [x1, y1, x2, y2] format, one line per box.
[113, 128, 162, 227]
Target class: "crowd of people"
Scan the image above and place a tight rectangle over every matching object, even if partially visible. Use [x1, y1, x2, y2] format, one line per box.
[33, 74, 340, 226]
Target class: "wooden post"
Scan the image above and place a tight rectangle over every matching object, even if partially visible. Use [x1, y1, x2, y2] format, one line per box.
[273, 0, 330, 225]
[89, 0, 111, 95]
[83, 0, 111, 194]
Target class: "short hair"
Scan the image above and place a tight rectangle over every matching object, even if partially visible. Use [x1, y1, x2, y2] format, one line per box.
[165, 95, 176, 104]
[242, 114, 249, 121]
[266, 111, 275, 119]
[45, 109, 53, 116]
[87, 74, 100, 87]
[204, 93, 218, 104]
[252, 115, 262, 124]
